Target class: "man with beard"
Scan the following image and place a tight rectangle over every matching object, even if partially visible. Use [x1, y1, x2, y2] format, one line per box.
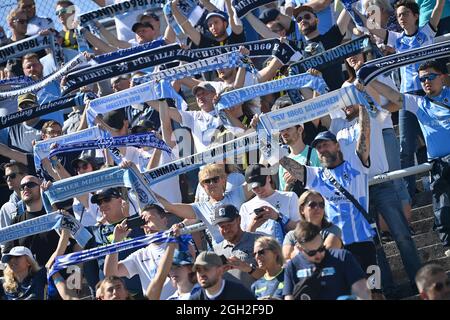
[415, 264, 450, 300]
[171, 0, 245, 48]
[3, 176, 60, 266]
[293, 5, 351, 90]
[189, 251, 256, 300]
[278, 101, 379, 283]
[283, 221, 371, 300]
[103, 204, 177, 299]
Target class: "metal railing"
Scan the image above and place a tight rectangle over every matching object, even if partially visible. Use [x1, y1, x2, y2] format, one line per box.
[369, 163, 433, 186]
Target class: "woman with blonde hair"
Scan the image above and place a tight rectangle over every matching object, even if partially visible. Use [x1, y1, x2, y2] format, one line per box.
[0, 246, 47, 300]
[282, 191, 343, 261]
[251, 236, 285, 300]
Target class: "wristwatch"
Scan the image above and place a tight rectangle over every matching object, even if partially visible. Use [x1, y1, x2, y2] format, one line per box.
[248, 263, 257, 275]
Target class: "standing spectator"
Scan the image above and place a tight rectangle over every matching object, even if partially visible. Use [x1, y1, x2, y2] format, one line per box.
[4, 8, 28, 77]
[287, 0, 335, 34]
[55, 1, 77, 50]
[239, 164, 299, 245]
[251, 236, 285, 300]
[416, 0, 450, 36]
[0, 246, 47, 300]
[103, 204, 177, 299]
[189, 251, 256, 300]
[18, 0, 54, 36]
[368, 0, 445, 201]
[3, 176, 60, 266]
[283, 221, 371, 300]
[282, 190, 343, 261]
[415, 263, 450, 300]
[171, 0, 245, 48]
[212, 204, 265, 290]
[278, 123, 321, 195]
[293, 5, 351, 90]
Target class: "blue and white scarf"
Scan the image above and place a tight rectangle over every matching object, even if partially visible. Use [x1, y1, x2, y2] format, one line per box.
[0, 211, 92, 248]
[48, 132, 172, 158]
[0, 35, 52, 64]
[233, 0, 276, 18]
[340, 0, 365, 29]
[93, 39, 166, 64]
[0, 76, 35, 88]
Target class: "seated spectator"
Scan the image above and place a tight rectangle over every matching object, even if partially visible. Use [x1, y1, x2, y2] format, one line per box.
[283, 190, 343, 261]
[251, 236, 285, 300]
[171, 0, 245, 48]
[0, 246, 47, 300]
[415, 263, 450, 300]
[189, 251, 256, 300]
[195, 164, 244, 202]
[19, 0, 54, 36]
[283, 221, 371, 300]
[96, 276, 133, 300]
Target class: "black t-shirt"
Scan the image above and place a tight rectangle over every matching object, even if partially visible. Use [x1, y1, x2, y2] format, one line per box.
[303, 26, 345, 90]
[196, 31, 246, 49]
[190, 279, 256, 300]
[3, 208, 61, 266]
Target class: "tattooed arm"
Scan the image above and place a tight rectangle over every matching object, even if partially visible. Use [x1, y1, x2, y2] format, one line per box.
[279, 157, 305, 186]
[356, 104, 370, 167]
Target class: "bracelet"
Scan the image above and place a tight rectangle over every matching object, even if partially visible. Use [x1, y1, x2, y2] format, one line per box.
[53, 276, 64, 285]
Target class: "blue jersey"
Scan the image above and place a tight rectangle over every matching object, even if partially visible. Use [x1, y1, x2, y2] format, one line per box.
[387, 23, 436, 93]
[404, 87, 450, 159]
[305, 152, 374, 245]
[251, 269, 285, 300]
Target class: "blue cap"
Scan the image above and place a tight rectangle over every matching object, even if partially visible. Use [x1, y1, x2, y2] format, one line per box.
[311, 131, 337, 148]
[205, 10, 228, 22]
[173, 250, 194, 266]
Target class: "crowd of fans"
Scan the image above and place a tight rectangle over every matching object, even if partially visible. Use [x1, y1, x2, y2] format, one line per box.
[0, 0, 449, 301]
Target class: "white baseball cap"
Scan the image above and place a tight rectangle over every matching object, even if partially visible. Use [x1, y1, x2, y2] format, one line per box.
[1, 246, 36, 264]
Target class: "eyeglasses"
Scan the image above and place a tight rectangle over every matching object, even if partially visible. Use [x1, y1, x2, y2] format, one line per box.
[97, 197, 115, 205]
[430, 279, 450, 292]
[3, 173, 18, 180]
[306, 201, 325, 209]
[202, 176, 220, 185]
[76, 163, 89, 171]
[301, 244, 326, 257]
[12, 18, 27, 24]
[296, 13, 314, 22]
[19, 102, 37, 109]
[253, 248, 269, 257]
[419, 73, 440, 83]
[20, 181, 39, 191]
[44, 129, 62, 136]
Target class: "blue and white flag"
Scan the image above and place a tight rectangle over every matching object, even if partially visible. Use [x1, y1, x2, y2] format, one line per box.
[0, 211, 92, 248]
[48, 132, 172, 158]
[340, 0, 365, 28]
[215, 73, 328, 111]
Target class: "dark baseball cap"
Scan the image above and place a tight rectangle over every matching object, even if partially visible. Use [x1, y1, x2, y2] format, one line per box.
[259, 8, 280, 24]
[311, 131, 338, 148]
[102, 109, 126, 130]
[212, 204, 240, 225]
[91, 187, 122, 204]
[173, 250, 194, 266]
[293, 5, 317, 18]
[71, 155, 99, 171]
[132, 22, 154, 33]
[245, 164, 268, 189]
[205, 10, 228, 23]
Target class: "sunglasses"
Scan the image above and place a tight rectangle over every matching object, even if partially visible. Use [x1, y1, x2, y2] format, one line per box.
[20, 181, 39, 191]
[202, 176, 220, 185]
[301, 244, 326, 257]
[430, 279, 450, 292]
[253, 248, 269, 257]
[12, 18, 27, 24]
[97, 197, 116, 205]
[306, 201, 325, 209]
[3, 173, 18, 180]
[419, 73, 440, 83]
[56, 8, 73, 16]
[296, 13, 314, 22]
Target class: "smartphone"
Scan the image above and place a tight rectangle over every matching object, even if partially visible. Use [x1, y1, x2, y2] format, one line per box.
[126, 215, 146, 230]
[254, 207, 265, 216]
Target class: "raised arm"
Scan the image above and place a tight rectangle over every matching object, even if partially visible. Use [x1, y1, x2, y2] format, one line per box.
[224, 0, 244, 35]
[93, 21, 131, 49]
[429, 0, 445, 31]
[80, 28, 120, 53]
[104, 220, 132, 278]
[367, 79, 404, 112]
[356, 103, 370, 166]
[146, 242, 177, 300]
[146, 100, 183, 124]
[337, 5, 352, 36]
[171, 0, 201, 46]
[155, 193, 197, 220]
[0, 143, 28, 165]
[257, 56, 284, 83]
[244, 12, 279, 39]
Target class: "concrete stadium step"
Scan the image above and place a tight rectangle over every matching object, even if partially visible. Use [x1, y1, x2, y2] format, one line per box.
[383, 230, 440, 257]
[412, 191, 432, 208]
[392, 255, 450, 287]
[409, 216, 434, 235]
[400, 267, 450, 300]
[410, 204, 433, 222]
[387, 243, 447, 272]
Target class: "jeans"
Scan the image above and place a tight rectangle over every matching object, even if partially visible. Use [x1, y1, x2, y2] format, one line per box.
[369, 181, 422, 290]
[399, 109, 424, 199]
[430, 156, 450, 247]
[383, 128, 411, 206]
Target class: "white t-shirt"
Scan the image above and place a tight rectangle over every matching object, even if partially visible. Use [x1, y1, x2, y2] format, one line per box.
[121, 243, 176, 298]
[72, 194, 102, 227]
[239, 190, 300, 244]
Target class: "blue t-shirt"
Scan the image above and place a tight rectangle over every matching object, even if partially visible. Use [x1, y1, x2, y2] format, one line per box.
[251, 269, 285, 300]
[283, 249, 366, 300]
[403, 87, 450, 159]
[305, 152, 374, 245]
[387, 23, 436, 93]
[0, 268, 47, 300]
